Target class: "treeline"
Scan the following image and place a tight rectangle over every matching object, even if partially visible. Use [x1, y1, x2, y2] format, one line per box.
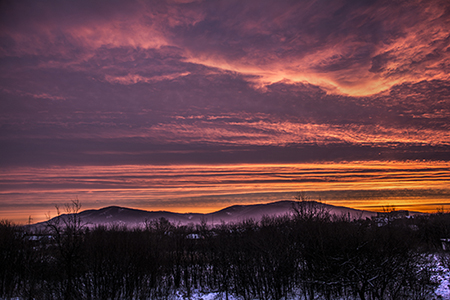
[1, 201, 450, 300]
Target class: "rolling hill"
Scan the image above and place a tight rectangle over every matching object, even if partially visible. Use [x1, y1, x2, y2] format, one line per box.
[33, 200, 378, 229]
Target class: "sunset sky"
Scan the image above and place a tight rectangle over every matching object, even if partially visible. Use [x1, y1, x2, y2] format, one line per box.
[1, 0, 450, 224]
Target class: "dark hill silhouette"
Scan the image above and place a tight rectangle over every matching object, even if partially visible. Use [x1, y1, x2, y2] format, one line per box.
[32, 200, 378, 229]
[209, 200, 376, 223]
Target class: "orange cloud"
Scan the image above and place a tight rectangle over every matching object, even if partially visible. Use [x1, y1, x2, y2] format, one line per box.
[1, 160, 449, 223]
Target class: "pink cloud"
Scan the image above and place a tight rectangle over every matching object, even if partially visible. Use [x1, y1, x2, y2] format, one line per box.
[104, 72, 190, 85]
[2, 0, 449, 97]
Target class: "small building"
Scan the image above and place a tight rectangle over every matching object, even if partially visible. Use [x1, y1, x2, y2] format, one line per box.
[372, 210, 409, 226]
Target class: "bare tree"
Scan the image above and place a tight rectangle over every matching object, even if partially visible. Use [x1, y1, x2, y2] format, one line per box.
[292, 192, 330, 222]
[46, 199, 86, 300]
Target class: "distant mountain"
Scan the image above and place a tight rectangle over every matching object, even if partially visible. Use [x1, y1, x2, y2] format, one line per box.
[209, 200, 376, 224]
[34, 200, 378, 229]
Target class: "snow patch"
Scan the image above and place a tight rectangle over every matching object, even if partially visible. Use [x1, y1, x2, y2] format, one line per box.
[173, 290, 240, 300]
[435, 257, 450, 299]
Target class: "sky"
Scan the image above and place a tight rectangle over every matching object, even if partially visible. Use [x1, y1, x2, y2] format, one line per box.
[1, 0, 450, 223]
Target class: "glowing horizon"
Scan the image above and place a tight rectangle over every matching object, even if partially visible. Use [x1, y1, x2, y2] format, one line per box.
[1, 160, 449, 224]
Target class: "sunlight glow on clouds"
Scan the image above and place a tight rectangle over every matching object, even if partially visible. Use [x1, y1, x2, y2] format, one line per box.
[1, 0, 449, 223]
[1, 161, 449, 223]
[1, 0, 449, 96]
[147, 116, 450, 146]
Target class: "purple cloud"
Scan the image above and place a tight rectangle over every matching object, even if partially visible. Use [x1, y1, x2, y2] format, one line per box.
[1, 0, 450, 222]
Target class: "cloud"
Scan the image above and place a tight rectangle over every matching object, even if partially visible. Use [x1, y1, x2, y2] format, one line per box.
[2, 161, 450, 222]
[0, 0, 449, 169]
[1, 0, 450, 224]
[175, 0, 450, 95]
[1, 87, 67, 101]
[104, 72, 191, 85]
[2, 0, 449, 96]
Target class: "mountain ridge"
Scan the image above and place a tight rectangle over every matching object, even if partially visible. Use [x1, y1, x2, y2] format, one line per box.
[32, 200, 380, 229]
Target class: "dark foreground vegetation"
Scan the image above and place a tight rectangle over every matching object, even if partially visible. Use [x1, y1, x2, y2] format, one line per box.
[2, 200, 450, 300]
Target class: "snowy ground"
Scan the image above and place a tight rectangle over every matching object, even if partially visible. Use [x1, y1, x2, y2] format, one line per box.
[435, 261, 450, 299]
[171, 267, 450, 300]
[2, 262, 450, 300]
[172, 285, 450, 300]
[2, 282, 450, 300]
[173, 290, 236, 300]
